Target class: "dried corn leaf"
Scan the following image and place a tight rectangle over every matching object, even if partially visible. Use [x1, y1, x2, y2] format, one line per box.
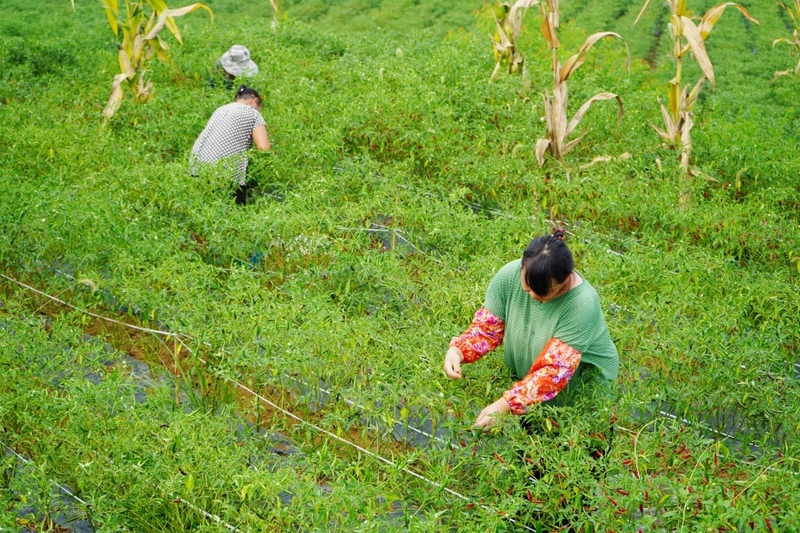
[103, 72, 129, 118]
[540, 10, 559, 49]
[561, 129, 590, 155]
[648, 120, 672, 142]
[509, 0, 539, 41]
[633, 0, 655, 25]
[699, 3, 758, 40]
[657, 99, 678, 142]
[565, 92, 622, 140]
[559, 31, 627, 82]
[679, 112, 693, 169]
[144, 3, 212, 41]
[684, 76, 706, 112]
[118, 49, 135, 78]
[535, 138, 551, 167]
[680, 16, 715, 86]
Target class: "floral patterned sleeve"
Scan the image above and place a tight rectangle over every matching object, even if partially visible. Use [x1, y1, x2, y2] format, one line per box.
[502, 338, 581, 415]
[449, 307, 505, 363]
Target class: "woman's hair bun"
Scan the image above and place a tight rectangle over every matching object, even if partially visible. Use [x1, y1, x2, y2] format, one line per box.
[237, 85, 247, 94]
[552, 228, 566, 241]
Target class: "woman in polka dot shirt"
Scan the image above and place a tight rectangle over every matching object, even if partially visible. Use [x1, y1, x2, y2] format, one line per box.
[190, 85, 271, 205]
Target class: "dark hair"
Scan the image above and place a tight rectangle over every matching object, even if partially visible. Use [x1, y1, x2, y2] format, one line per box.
[234, 85, 261, 103]
[521, 229, 574, 296]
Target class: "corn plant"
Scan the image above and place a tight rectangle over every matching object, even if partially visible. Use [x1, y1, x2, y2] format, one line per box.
[772, 0, 800, 81]
[490, 0, 537, 81]
[634, 1, 758, 171]
[269, 0, 285, 31]
[532, 0, 628, 171]
[69, 0, 213, 119]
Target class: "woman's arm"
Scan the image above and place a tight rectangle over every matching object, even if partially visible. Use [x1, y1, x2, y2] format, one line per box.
[449, 307, 505, 363]
[252, 124, 271, 150]
[501, 338, 581, 415]
[473, 338, 580, 428]
[443, 307, 504, 380]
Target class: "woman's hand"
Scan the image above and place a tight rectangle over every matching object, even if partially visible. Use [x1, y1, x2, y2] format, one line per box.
[474, 398, 511, 429]
[252, 124, 271, 150]
[443, 347, 464, 379]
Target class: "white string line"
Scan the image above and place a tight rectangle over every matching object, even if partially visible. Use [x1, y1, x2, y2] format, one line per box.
[0, 273, 181, 339]
[8, 271, 797, 504]
[8, 274, 797, 531]
[281, 374, 453, 448]
[1, 440, 92, 509]
[25, 270, 458, 449]
[29, 268, 457, 451]
[656, 410, 760, 452]
[3, 439, 245, 533]
[0, 276, 246, 532]
[223, 375, 536, 531]
[9, 262, 794, 460]
[1, 273, 533, 532]
[7, 268, 792, 464]
[614, 411, 799, 482]
[173, 497, 241, 533]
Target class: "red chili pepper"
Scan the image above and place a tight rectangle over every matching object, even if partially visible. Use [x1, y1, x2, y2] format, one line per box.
[766, 518, 774, 533]
[615, 489, 630, 496]
[607, 496, 618, 507]
[622, 459, 633, 466]
[493, 451, 505, 464]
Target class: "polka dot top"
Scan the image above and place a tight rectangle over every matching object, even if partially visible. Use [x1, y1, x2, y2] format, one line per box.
[190, 102, 266, 184]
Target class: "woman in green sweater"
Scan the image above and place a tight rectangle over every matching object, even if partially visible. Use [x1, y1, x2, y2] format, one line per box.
[443, 229, 619, 429]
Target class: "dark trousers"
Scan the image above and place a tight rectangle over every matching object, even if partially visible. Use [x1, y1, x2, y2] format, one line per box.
[234, 184, 247, 206]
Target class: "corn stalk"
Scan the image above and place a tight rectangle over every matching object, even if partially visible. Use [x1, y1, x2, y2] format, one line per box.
[268, 0, 285, 32]
[634, 1, 758, 172]
[533, 0, 628, 172]
[772, 0, 800, 81]
[69, 0, 212, 118]
[490, 0, 537, 81]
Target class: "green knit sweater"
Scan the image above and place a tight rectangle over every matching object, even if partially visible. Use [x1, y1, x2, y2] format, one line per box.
[484, 260, 619, 406]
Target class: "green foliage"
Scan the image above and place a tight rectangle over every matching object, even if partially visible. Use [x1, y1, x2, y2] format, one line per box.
[1, 0, 799, 530]
[772, 0, 800, 80]
[69, 0, 213, 118]
[634, 0, 759, 175]
[490, 0, 536, 81]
